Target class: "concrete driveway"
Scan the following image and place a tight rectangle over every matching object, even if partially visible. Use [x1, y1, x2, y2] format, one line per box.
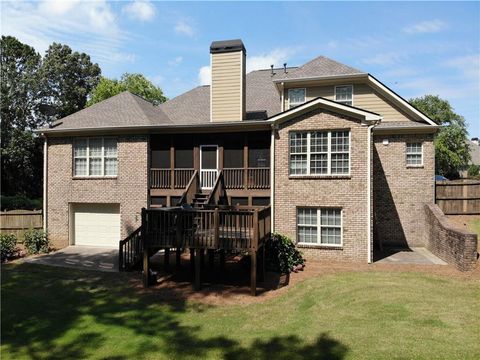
[375, 247, 447, 265]
[23, 246, 119, 272]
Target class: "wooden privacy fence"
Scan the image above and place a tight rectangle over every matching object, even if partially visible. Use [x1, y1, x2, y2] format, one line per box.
[435, 180, 480, 215]
[0, 210, 43, 240]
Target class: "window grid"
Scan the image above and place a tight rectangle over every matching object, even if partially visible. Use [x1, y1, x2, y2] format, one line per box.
[289, 131, 350, 176]
[73, 138, 118, 177]
[288, 88, 306, 109]
[335, 85, 353, 106]
[297, 208, 342, 246]
[406, 142, 423, 166]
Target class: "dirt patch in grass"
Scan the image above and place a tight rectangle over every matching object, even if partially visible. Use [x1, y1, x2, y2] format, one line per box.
[132, 253, 480, 307]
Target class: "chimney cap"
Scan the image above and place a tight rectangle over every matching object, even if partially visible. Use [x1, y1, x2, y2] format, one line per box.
[210, 39, 246, 54]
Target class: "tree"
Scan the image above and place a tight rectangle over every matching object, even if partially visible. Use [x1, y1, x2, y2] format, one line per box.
[410, 95, 470, 178]
[87, 73, 166, 106]
[0, 36, 43, 197]
[1, 37, 102, 197]
[40, 43, 101, 120]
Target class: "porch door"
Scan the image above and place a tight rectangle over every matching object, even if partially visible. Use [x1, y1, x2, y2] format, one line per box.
[200, 145, 218, 190]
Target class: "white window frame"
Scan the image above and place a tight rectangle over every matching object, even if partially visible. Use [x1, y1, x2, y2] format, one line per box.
[334, 85, 354, 106]
[406, 142, 423, 167]
[297, 208, 343, 247]
[289, 131, 351, 176]
[73, 137, 118, 177]
[287, 88, 306, 109]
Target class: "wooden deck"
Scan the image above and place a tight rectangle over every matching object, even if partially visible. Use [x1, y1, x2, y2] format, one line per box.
[120, 205, 271, 295]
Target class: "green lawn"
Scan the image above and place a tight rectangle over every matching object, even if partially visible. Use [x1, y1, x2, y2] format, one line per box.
[2, 263, 479, 360]
[468, 218, 480, 238]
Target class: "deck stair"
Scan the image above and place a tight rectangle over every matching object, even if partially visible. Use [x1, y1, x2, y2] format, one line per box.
[192, 191, 210, 209]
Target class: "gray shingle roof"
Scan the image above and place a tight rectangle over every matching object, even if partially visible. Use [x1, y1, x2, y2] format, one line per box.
[276, 56, 365, 80]
[47, 56, 369, 131]
[52, 91, 171, 130]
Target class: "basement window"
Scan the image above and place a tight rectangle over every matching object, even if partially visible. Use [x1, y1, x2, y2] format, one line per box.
[288, 88, 306, 109]
[73, 138, 117, 177]
[335, 85, 353, 106]
[297, 208, 343, 246]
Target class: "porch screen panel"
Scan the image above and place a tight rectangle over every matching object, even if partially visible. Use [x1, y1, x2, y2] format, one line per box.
[248, 135, 270, 168]
[201, 147, 217, 169]
[224, 135, 244, 168]
[175, 148, 193, 168]
[151, 149, 170, 168]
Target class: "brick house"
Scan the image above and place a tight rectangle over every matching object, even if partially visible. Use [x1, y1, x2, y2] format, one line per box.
[40, 39, 438, 265]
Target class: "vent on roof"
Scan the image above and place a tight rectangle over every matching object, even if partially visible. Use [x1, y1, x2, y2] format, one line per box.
[210, 39, 246, 122]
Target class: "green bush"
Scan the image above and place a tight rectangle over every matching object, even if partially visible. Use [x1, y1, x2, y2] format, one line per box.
[1, 195, 42, 211]
[0, 233, 17, 261]
[23, 229, 49, 254]
[467, 164, 480, 178]
[265, 233, 306, 274]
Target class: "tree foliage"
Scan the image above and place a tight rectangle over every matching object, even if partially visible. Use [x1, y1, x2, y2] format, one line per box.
[40, 43, 101, 120]
[87, 73, 166, 106]
[409, 95, 470, 178]
[1, 36, 101, 197]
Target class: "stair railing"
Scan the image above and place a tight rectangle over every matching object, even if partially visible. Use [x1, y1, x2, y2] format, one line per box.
[178, 170, 199, 206]
[119, 226, 143, 271]
[206, 170, 229, 206]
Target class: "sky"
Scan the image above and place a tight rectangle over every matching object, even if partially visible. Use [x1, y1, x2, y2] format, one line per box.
[1, 1, 479, 136]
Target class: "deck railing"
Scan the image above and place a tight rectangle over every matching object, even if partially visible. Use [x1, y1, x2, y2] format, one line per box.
[223, 167, 270, 189]
[150, 168, 195, 189]
[119, 226, 143, 271]
[142, 206, 271, 251]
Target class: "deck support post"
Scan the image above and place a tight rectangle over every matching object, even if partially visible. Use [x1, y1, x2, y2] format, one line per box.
[200, 249, 205, 270]
[220, 249, 226, 271]
[176, 247, 182, 268]
[141, 208, 150, 288]
[164, 248, 170, 270]
[194, 248, 202, 290]
[208, 249, 215, 269]
[250, 250, 257, 296]
[190, 248, 195, 274]
[259, 245, 265, 282]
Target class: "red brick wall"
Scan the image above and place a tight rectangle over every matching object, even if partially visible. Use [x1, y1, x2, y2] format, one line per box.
[373, 133, 435, 247]
[274, 109, 370, 262]
[425, 204, 478, 271]
[46, 136, 148, 249]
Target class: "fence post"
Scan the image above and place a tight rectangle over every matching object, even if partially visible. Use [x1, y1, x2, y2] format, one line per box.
[253, 209, 259, 251]
[141, 208, 150, 287]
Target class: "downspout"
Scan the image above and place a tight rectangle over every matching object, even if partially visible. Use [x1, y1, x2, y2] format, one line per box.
[43, 136, 48, 233]
[280, 82, 285, 112]
[367, 121, 380, 263]
[270, 124, 276, 233]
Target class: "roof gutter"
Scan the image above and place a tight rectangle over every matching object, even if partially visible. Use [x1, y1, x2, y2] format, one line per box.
[373, 125, 440, 134]
[272, 72, 368, 85]
[36, 120, 271, 136]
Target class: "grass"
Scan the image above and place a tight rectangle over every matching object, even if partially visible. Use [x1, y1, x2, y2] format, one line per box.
[2, 263, 479, 360]
[468, 218, 480, 238]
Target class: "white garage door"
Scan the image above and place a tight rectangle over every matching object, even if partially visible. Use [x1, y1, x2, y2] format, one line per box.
[73, 203, 120, 247]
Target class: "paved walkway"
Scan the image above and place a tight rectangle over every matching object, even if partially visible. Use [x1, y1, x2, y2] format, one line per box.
[375, 247, 447, 265]
[23, 246, 119, 272]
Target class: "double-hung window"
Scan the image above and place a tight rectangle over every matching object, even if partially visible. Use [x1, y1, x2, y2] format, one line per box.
[297, 208, 342, 246]
[73, 138, 118, 177]
[288, 88, 306, 109]
[406, 142, 423, 166]
[335, 85, 353, 106]
[289, 131, 350, 176]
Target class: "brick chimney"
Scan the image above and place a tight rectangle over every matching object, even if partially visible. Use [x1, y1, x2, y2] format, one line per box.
[210, 39, 246, 122]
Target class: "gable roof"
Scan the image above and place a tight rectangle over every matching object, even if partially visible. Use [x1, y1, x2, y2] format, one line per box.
[49, 91, 171, 130]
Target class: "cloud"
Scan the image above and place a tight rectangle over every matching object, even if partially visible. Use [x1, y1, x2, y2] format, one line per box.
[122, 0, 156, 22]
[1, 1, 134, 66]
[444, 54, 480, 78]
[149, 74, 164, 86]
[168, 56, 183, 66]
[403, 20, 448, 34]
[198, 65, 211, 85]
[174, 20, 195, 37]
[197, 48, 294, 86]
[362, 52, 407, 66]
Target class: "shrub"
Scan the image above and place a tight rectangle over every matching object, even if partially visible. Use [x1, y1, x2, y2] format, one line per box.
[23, 229, 49, 254]
[467, 164, 480, 178]
[0, 195, 42, 211]
[265, 233, 306, 274]
[0, 233, 17, 261]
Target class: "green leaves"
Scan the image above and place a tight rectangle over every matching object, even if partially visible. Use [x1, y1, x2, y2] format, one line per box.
[265, 233, 306, 274]
[87, 73, 167, 106]
[23, 229, 49, 255]
[410, 95, 470, 178]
